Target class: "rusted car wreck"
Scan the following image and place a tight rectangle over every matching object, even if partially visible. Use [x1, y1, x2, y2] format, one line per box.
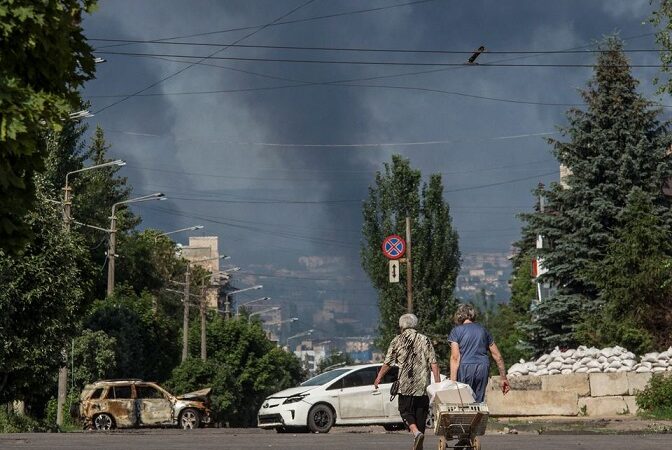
[76, 379, 212, 430]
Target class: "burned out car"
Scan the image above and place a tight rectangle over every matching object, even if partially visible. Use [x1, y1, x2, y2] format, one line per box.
[76, 379, 211, 430]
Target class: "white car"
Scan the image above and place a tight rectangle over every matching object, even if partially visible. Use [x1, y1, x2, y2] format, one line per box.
[258, 363, 408, 433]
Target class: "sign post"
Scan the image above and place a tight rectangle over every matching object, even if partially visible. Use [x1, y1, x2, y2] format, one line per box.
[382, 234, 408, 302]
[381, 229, 413, 312]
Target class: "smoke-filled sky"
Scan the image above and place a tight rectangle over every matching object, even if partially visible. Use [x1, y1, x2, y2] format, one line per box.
[80, 0, 665, 328]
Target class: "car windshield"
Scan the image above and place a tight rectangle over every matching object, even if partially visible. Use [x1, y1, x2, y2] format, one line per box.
[300, 369, 351, 386]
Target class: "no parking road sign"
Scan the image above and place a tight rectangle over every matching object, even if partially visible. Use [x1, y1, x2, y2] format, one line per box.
[382, 234, 406, 260]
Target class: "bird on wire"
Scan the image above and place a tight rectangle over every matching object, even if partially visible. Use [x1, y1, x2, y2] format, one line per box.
[467, 45, 486, 64]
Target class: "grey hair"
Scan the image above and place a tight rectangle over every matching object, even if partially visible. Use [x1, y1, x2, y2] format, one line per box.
[454, 303, 477, 324]
[399, 313, 418, 330]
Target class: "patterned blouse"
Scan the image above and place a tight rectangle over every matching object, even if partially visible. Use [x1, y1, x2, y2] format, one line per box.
[384, 328, 437, 396]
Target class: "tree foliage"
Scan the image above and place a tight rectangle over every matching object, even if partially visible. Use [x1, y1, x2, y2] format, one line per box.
[71, 329, 117, 390]
[84, 289, 180, 382]
[361, 155, 460, 358]
[577, 189, 672, 353]
[167, 316, 304, 426]
[653, 0, 672, 93]
[0, 193, 91, 404]
[0, 0, 97, 253]
[115, 230, 186, 296]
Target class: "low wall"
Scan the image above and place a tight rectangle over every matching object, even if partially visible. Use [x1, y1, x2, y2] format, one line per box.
[484, 372, 656, 416]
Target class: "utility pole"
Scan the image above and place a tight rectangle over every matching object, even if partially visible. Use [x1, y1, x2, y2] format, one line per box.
[56, 185, 73, 427]
[182, 266, 191, 362]
[405, 216, 413, 313]
[200, 278, 207, 361]
[106, 213, 117, 297]
[223, 293, 231, 319]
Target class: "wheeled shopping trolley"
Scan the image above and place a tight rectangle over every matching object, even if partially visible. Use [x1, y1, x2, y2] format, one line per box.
[433, 401, 489, 450]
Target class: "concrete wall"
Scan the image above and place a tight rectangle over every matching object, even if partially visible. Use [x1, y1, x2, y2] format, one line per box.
[484, 372, 655, 417]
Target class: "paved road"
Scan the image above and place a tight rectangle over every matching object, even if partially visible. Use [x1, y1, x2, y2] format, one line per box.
[1, 429, 671, 450]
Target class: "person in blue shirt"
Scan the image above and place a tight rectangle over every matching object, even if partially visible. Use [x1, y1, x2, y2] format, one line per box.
[447, 303, 510, 403]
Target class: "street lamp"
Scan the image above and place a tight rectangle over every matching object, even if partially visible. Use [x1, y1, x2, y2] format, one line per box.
[264, 317, 298, 326]
[158, 225, 204, 238]
[107, 193, 165, 296]
[287, 329, 314, 350]
[248, 306, 280, 319]
[236, 296, 271, 317]
[223, 285, 262, 319]
[68, 110, 94, 120]
[63, 159, 125, 229]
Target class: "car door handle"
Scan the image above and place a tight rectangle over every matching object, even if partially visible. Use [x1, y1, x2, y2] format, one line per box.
[372, 391, 381, 396]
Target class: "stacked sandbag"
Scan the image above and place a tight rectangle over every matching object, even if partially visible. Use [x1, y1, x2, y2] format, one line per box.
[632, 348, 672, 373]
[506, 345, 641, 377]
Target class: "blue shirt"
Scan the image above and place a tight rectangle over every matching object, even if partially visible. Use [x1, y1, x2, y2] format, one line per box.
[447, 323, 493, 365]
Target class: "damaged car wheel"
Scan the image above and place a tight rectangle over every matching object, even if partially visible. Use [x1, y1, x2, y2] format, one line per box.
[93, 413, 115, 430]
[179, 408, 201, 430]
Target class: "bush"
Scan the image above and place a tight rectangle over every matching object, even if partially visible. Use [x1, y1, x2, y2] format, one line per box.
[0, 407, 55, 433]
[45, 391, 81, 431]
[636, 374, 672, 419]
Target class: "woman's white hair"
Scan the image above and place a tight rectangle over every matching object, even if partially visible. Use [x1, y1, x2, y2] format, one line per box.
[399, 313, 419, 330]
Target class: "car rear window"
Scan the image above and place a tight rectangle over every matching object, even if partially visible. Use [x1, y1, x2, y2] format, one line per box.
[108, 385, 133, 399]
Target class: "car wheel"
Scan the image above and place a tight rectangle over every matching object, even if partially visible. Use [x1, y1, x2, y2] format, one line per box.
[383, 423, 405, 431]
[179, 408, 201, 430]
[93, 413, 115, 431]
[307, 404, 334, 433]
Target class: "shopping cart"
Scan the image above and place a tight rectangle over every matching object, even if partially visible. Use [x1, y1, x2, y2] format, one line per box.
[433, 400, 489, 450]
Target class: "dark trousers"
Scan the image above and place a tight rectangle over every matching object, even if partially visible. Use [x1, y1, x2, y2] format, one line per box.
[457, 363, 489, 403]
[397, 394, 429, 433]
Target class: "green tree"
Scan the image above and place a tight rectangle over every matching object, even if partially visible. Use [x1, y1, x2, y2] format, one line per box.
[0, 0, 97, 253]
[115, 230, 186, 296]
[653, 1, 672, 93]
[577, 189, 672, 353]
[84, 289, 180, 382]
[0, 190, 91, 405]
[169, 316, 303, 426]
[520, 37, 672, 352]
[361, 155, 460, 358]
[70, 329, 117, 390]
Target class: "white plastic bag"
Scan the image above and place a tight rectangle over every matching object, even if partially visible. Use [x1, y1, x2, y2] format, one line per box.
[426, 380, 475, 405]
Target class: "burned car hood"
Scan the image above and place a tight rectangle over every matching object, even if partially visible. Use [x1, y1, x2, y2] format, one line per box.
[176, 387, 212, 402]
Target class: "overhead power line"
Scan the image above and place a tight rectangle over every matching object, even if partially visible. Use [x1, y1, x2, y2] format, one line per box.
[93, 50, 668, 68]
[89, 32, 657, 111]
[91, 38, 663, 55]
[148, 170, 558, 205]
[107, 129, 555, 148]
